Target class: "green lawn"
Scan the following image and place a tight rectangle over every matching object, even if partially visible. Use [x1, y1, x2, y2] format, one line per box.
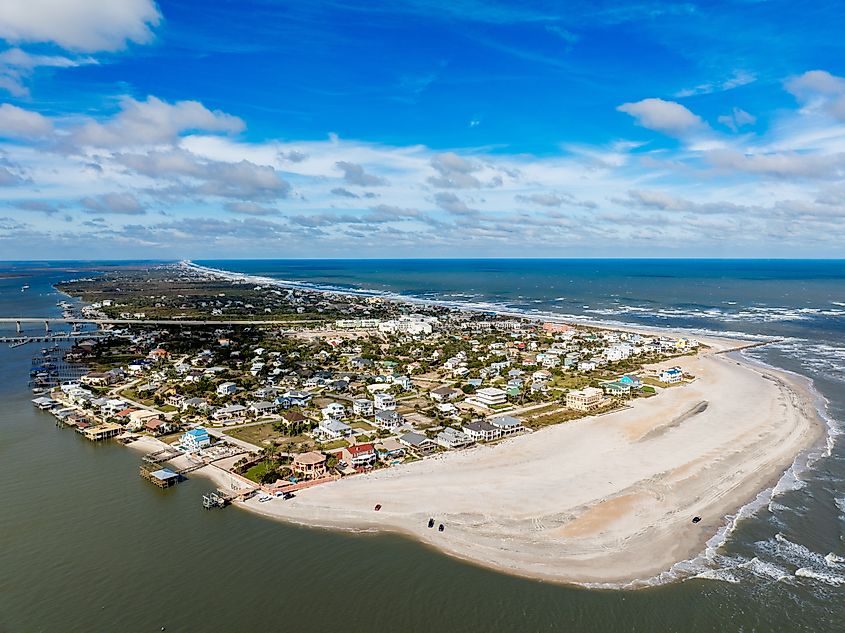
[319, 439, 350, 451]
[244, 460, 279, 483]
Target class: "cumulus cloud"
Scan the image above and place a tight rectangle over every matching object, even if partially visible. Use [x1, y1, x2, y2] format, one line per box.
[617, 98, 706, 136]
[515, 192, 597, 209]
[785, 70, 845, 99]
[335, 160, 387, 186]
[70, 96, 245, 148]
[81, 192, 146, 215]
[428, 152, 483, 188]
[0, 166, 24, 186]
[10, 200, 61, 214]
[717, 107, 756, 132]
[224, 201, 279, 216]
[279, 150, 307, 163]
[785, 70, 845, 122]
[706, 148, 845, 179]
[0, 0, 161, 53]
[331, 187, 359, 198]
[0, 103, 53, 138]
[115, 148, 290, 201]
[433, 192, 479, 216]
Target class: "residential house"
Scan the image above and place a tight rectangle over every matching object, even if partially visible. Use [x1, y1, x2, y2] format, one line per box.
[435, 426, 474, 449]
[474, 387, 507, 407]
[374, 391, 396, 411]
[374, 438, 406, 462]
[292, 451, 327, 478]
[216, 382, 238, 397]
[566, 387, 604, 412]
[399, 432, 436, 455]
[213, 404, 247, 420]
[430, 386, 461, 402]
[318, 418, 353, 439]
[181, 428, 211, 451]
[321, 402, 346, 419]
[341, 443, 377, 469]
[352, 398, 374, 416]
[659, 367, 683, 384]
[374, 409, 403, 430]
[489, 415, 525, 436]
[462, 420, 500, 442]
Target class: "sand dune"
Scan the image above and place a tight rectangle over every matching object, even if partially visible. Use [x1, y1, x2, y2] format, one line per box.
[241, 340, 823, 585]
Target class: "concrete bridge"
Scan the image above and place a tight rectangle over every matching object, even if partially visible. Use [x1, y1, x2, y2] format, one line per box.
[0, 317, 326, 334]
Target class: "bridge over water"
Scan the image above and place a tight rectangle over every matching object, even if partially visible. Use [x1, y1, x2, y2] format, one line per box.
[0, 317, 325, 334]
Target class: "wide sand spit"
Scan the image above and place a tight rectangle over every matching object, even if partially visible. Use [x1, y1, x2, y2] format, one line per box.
[235, 336, 824, 586]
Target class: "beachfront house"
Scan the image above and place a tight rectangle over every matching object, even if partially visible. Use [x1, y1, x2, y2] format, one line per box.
[659, 368, 683, 384]
[435, 426, 474, 449]
[601, 381, 632, 396]
[341, 443, 377, 470]
[489, 415, 525, 436]
[375, 438, 406, 462]
[181, 428, 211, 451]
[292, 451, 327, 479]
[399, 432, 436, 455]
[462, 420, 500, 442]
[566, 387, 604, 412]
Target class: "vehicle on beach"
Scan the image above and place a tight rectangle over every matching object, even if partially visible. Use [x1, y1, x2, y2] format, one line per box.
[428, 518, 435, 528]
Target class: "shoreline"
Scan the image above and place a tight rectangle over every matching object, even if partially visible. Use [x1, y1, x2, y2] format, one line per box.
[63, 262, 829, 587]
[233, 345, 824, 587]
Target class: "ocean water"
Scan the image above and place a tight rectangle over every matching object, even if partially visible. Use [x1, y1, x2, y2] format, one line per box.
[2, 259, 844, 632]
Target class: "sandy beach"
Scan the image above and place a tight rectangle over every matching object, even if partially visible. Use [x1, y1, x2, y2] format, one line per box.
[239, 338, 824, 585]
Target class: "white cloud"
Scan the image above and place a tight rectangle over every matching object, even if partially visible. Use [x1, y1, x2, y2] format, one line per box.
[0, 103, 53, 138]
[675, 70, 756, 98]
[428, 152, 483, 188]
[433, 191, 479, 216]
[70, 96, 245, 148]
[0, 48, 97, 96]
[785, 70, 845, 99]
[335, 160, 387, 186]
[717, 107, 756, 132]
[81, 192, 146, 215]
[706, 148, 845, 179]
[0, 0, 161, 52]
[617, 98, 706, 136]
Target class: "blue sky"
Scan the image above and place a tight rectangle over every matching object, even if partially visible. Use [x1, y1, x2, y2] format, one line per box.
[1, 0, 845, 258]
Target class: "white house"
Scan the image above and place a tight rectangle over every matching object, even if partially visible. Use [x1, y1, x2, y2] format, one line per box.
[216, 382, 237, 397]
[321, 402, 346, 419]
[435, 427, 473, 449]
[352, 398, 374, 416]
[374, 392, 396, 411]
[318, 418, 353, 439]
[474, 387, 507, 407]
[462, 420, 500, 442]
[659, 367, 683, 384]
[489, 415, 524, 436]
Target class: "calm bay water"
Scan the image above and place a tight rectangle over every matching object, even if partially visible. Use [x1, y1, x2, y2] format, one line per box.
[2, 259, 845, 632]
